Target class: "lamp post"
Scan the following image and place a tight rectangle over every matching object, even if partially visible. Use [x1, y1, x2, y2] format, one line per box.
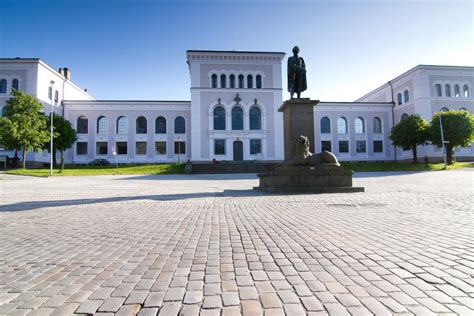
[49, 80, 55, 176]
[436, 96, 447, 169]
[177, 136, 181, 164]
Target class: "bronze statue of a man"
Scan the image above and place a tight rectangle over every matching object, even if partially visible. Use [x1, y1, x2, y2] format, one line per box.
[287, 46, 307, 99]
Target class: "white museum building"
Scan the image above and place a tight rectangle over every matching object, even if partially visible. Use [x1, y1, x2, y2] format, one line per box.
[0, 51, 473, 164]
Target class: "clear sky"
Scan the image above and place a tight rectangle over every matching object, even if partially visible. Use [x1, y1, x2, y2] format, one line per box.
[1, 0, 473, 101]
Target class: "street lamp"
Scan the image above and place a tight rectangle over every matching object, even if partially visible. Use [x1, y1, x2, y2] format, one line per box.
[177, 136, 181, 164]
[49, 80, 55, 176]
[436, 96, 447, 169]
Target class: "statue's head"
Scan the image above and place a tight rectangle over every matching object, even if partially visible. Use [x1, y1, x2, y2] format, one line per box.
[292, 46, 300, 55]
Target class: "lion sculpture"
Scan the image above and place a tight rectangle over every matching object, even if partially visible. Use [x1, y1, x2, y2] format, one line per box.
[286, 135, 340, 166]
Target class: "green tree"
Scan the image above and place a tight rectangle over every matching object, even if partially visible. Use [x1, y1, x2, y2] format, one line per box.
[429, 110, 474, 165]
[44, 113, 77, 171]
[0, 90, 50, 168]
[390, 114, 430, 163]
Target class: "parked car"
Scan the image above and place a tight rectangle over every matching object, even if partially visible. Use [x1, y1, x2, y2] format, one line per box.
[88, 159, 110, 166]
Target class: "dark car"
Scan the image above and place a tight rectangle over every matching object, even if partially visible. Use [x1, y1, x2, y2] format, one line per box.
[88, 159, 110, 166]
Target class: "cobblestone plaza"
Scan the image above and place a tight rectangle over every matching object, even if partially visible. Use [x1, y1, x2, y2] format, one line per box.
[0, 170, 473, 315]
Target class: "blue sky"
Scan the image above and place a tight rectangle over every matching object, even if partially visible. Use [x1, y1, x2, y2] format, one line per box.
[1, 0, 472, 101]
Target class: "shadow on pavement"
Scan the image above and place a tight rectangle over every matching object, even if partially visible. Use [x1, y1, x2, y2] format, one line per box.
[118, 173, 258, 181]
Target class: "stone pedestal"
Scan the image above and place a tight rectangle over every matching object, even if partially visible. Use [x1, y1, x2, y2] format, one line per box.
[278, 98, 319, 160]
[254, 165, 364, 194]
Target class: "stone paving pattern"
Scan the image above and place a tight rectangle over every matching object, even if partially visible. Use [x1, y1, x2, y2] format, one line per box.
[0, 170, 473, 315]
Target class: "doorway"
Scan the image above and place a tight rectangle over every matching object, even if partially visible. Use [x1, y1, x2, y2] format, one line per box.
[233, 141, 243, 161]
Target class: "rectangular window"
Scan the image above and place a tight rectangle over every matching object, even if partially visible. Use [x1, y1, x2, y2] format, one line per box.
[136, 142, 147, 155]
[96, 142, 108, 155]
[373, 141, 383, 153]
[76, 142, 88, 155]
[321, 141, 331, 152]
[117, 142, 127, 155]
[356, 140, 366, 153]
[250, 139, 262, 155]
[174, 141, 185, 154]
[214, 139, 226, 155]
[155, 142, 166, 155]
[338, 140, 349, 153]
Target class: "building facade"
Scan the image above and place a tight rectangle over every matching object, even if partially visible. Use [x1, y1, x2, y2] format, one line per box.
[1, 54, 473, 164]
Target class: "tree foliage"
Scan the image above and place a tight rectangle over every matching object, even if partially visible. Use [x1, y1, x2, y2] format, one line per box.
[0, 90, 49, 168]
[390, 114, 430, 163]
[45, 113, 77, 170]
[429, 110, 474, 164]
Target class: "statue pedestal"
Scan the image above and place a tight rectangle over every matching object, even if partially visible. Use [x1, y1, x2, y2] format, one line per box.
[254, 165, 364, 193]
[278, 98, 319, 160]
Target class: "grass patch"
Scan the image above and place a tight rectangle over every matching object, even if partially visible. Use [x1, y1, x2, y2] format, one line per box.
[341, 161, 473, 172]
[6, 163, 186, 177]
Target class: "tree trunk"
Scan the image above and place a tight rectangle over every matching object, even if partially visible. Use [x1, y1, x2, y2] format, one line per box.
[412, 145, 418, 163]
[60, 151, 65, 171]
[446, 145, 453, 165]
[22, 148, 26, 169]
[52, 149, 57, 167]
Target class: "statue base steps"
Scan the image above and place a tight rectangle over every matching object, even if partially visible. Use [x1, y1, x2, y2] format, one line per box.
[254, 165, 364, 194]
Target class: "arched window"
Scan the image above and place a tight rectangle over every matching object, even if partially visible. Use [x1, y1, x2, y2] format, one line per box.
[97, 116, 108, 134]
[355, 117, 365, 134]
[401, 113, 409, 121]
[174, 116, 185, 133]
[48, 86, 52, 100]
[12, 79, 19, 91]
[256, 75, 262, 89]
[372, 117, 382, 134]
[397, 93, 402, 105]
[404, 90, 409, 103]
[1, 106, 7, 116]
[213, 106, 226, 130]
[249, 106, 262, 130]
[445, 84, 451, 97]
[136, 116, 147, 134]
[54, 91, 59, 104]
[337, 117, 347, 134]
[0, 79, 7, 93]
[238, 75, 244, 89]
[320, 117, 330, 134]
[440, 107, 449, 112]
[459, 107, 467, 111]
[463, 85, 470, 98]
[435, 84, 442, 97]
[117, 116, 128, 134]
[155, 116, 166, 134]
[454, 84, 460, 98]
[220, 74, 226, 88]
[211, 74, 217, 88]
[77, 116, 88, 134]
[229, 75, 235, 89]
[247, 75, 253, 89]
[231, 107, 243, 130]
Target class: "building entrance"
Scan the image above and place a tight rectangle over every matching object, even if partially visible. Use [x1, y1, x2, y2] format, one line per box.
[233, 141, 243, 161]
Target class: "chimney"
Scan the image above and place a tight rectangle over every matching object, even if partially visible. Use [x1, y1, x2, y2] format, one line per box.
[63, 67, 71, 80]
[58, 68, 64, 76]
[84, 88, 88, 93]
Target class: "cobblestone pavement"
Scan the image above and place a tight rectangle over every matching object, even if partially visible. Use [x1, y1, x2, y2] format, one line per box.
[0, 170, 473, 316]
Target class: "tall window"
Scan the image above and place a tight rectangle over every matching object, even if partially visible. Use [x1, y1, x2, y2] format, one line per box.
[136, 142, 147, 155]
[372, 117, 382, 134]
[97, 116, 108, 134]
[320, 117, 330, 134]
[155, 116, 166, 134]
[355, 117, 365, 134]
[54, 91, 59, 104]
[117, 116, 128, 134]
[238, 75, 244, 89]
[174, 141, 185, 154]
[356, 140, 366, 153]
[454, 84, 460, 98]
[220, 74, 226, 88]
[445, 84, 451, 97]
[397, 93, 402, 105]
[211, 74, 217, 88]
[229, 74, 235, 89]
[404, 90, 409, 103]
[0, 79, 6, 93]
[247, 75, 253, 89]
[155, 142, 166, 155]
[464, 85, 470, 98]
[77, 116, 88, 134]
[174, 116, 185, 133]
[249, 106, 261, 130]
[231, 107, 243, 130]
[337, 117, 347, 134]
[401, 113, 409, 121]
[435, 84, 442, 97]
[48, 86, 52, 100]
[116, 142, 127, 155]
[96, 142, 108, 155]
[339, 141, 349, 153]
[213, 106, 226, 130]
[256, 75, 262, 89]
[136, 116, 147, 134]
[373, 141, 383, 153]
[214, 139, 226, 155]
[76, 142, 88, 155]
[1, 106, 6, 116]
[250, 139, 262, 155]
[12, 79, 19, 91]
[321, 141, 331, 152]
